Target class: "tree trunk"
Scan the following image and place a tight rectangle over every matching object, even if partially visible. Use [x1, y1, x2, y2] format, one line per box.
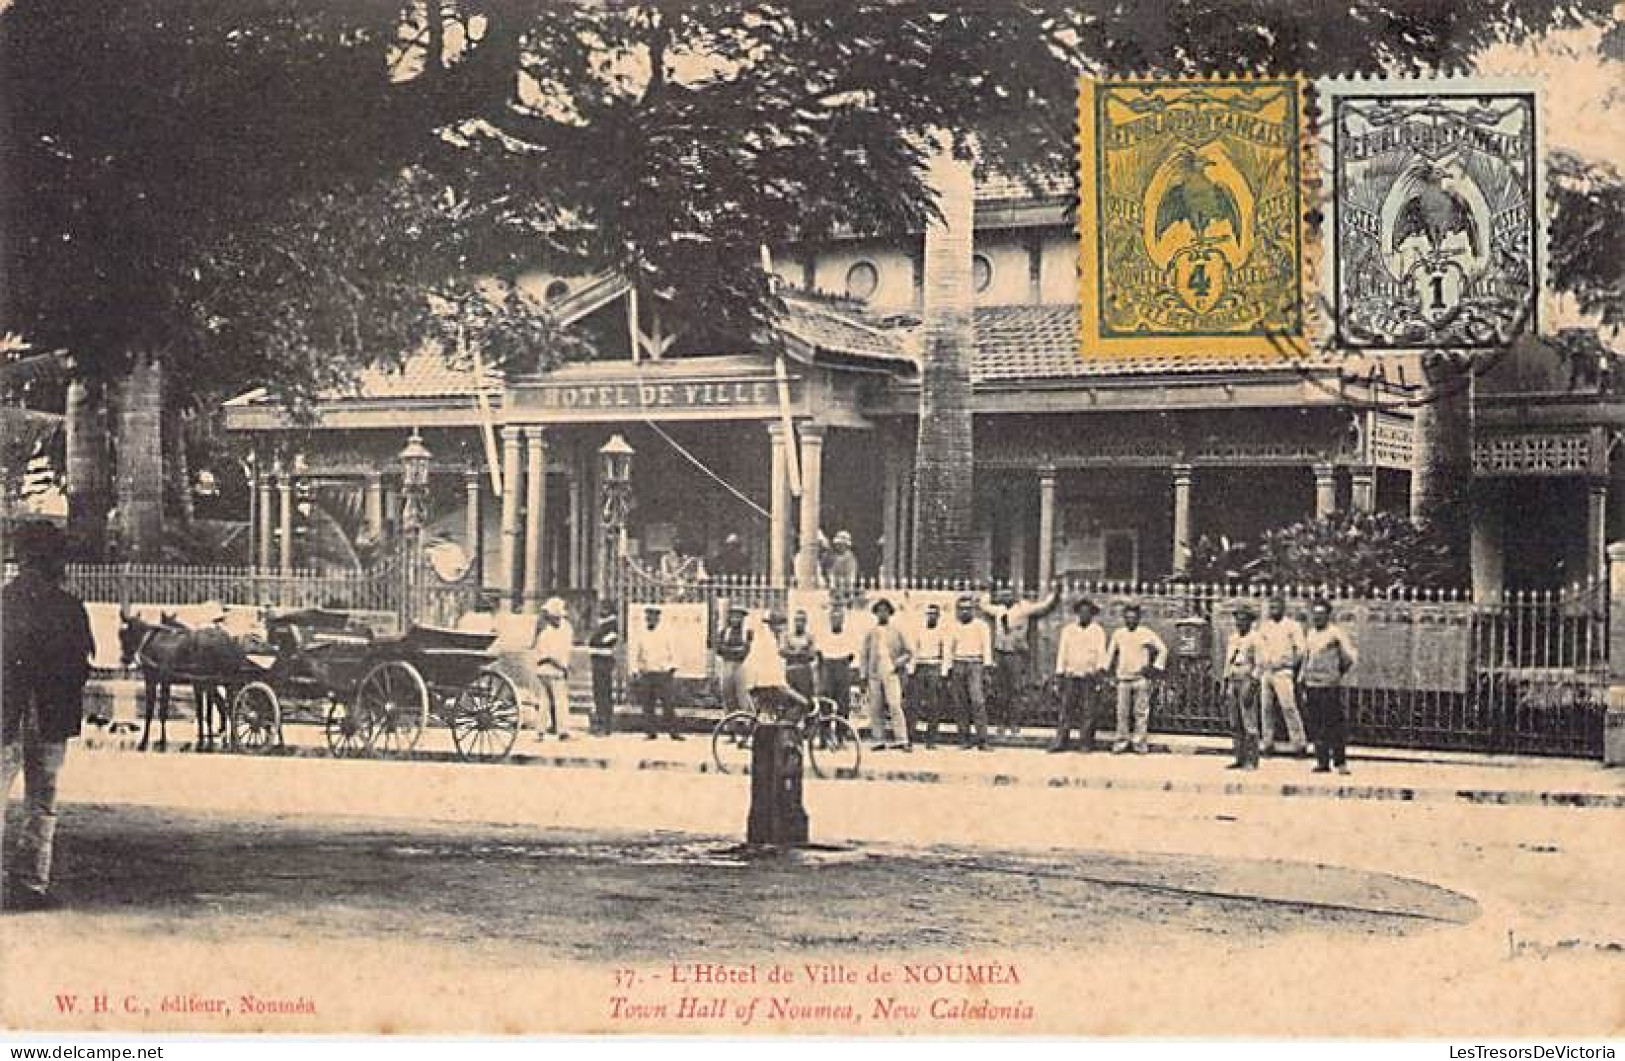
[64, 376, 111, 559]
[909, 137, 978, 579]
[1409, 351, 1473, 581]
[116, 354, 165, 560]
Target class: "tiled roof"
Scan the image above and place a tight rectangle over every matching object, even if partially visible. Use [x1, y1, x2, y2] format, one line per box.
[230, 302, 1353, 410]
[976, 168, 1075, 203]
[968, 304, 1340, 381]
[776, 294, 913, 363]
[227, 345, 504, 406]
[343, 345, 503, 399]
[784, 301, 1343, 382]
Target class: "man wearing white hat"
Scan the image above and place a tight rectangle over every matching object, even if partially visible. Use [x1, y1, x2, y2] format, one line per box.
[821, 529, 860, 595]
[532, 597, 575, 740]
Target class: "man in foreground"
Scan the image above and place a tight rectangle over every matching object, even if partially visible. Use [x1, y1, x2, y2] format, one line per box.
[1301, 599, 1359, 775]
[532, 597, 575, 740]
[630, 605, 682, 741]
[944, 595, 992, 751]
[1104, 603, 1167, 755]
[860, 597, 913, 752]
[1221, 604, 1263, 770]
[3, 521, 95, 912]
[1051, 598, 1107, 753]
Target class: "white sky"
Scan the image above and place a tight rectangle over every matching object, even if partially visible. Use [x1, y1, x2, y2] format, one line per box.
[1477, 22, 1623, 167]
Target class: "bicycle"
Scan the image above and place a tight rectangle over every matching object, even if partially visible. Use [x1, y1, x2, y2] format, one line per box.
[710, 695, 862, 778]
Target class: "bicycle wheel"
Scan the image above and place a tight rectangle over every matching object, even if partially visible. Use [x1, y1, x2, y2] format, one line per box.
[806, 714, 861, 779]
[710, 710, 758, 774]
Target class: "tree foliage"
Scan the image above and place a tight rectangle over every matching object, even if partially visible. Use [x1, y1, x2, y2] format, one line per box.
[4, 0, 1616, 403]
[1549, 148, 1625, 334]
[1187, 512, 1465, 592]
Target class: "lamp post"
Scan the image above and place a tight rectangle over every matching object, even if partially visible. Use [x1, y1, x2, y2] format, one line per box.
[598, 433, 634, 597]
[399, 429, 432, 625]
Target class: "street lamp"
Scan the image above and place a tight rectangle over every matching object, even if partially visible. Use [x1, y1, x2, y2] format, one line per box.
[398, 429, 432, 625]
[598, 433, 634, 595]
[399, 429, 432, 535]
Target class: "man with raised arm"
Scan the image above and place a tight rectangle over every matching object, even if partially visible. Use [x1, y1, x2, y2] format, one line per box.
[980, 582, 1061, 737]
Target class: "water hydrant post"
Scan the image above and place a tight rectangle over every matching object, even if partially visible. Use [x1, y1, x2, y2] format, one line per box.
[746, 722, 809, 846]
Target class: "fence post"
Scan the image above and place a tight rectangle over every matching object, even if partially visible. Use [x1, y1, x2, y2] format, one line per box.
[1605, 542, 1625, 767]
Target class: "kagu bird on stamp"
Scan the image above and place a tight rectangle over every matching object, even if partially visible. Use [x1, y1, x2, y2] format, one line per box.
[1322, 79, 1541, 349]
[1077, 76, 1308, 359]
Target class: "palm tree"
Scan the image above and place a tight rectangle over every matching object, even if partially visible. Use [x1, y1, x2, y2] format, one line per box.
[64, 376, 110, 558]
[910, 138, 978, 579]
[116, 354, 164, 559]
[1409, 350, 1473, 580]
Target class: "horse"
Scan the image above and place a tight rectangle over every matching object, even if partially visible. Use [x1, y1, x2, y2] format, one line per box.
[117, 609, 251, 751]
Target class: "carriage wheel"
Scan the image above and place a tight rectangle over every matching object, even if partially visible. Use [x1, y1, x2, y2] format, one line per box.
[710, 711, 759, 775]
[231, 682, 282, 754]
[354, 660, 429, 757]
[325, 698, 370, 759]
[450, 670, 521, 763]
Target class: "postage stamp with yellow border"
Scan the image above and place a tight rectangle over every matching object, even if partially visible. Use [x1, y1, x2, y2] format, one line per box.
[1076, 76, 1309, 359]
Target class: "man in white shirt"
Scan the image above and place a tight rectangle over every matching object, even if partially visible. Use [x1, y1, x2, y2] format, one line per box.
[909, 603, 947, 748]
[1050, 598, 1108, 753]
[944, 595, 992, 751]
[1221, 604, 1262, 770]
[531, 597, 575, 740]
[1104, 603, 1167, 754]
[1254, 596, 1308, 756]
[860, 597, 913, 752]
[816, 605, 861, 719]
[630, 606, 682, 741]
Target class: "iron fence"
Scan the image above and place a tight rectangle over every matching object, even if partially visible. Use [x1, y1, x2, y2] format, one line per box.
[10, 556, 1611, 757]
[606, 571, 1611, 758]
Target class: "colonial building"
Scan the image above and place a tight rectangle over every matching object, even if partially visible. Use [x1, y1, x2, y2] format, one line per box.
[1470, 335, 1625, 595]
[225, 176, 1422, 602]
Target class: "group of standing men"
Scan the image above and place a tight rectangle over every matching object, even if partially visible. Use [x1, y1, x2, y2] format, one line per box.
[1218, 597, 1359, 773]
[564, 586, 1359, 770]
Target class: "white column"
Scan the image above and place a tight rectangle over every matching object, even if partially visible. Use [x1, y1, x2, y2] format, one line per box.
[1589, 479, 1609, 584]
[567, 460, 583, 591]
[1351, 466, 1376, 514]
[257, 472, 274, 572]
[767, 423, 790, 585]
[1037, 464, 1057, 587]
[500, 426, 523, 604]
[464, 470, 481, 583]
[364, 471, 385, 540]
[523, 427, 547, 608]
[1313, 462, 1337, 520]
[880, 441, 900, 581]
[277, 470, 295, 575]
[795, 424, 825, 588]
[1171, 464, 1193, 578]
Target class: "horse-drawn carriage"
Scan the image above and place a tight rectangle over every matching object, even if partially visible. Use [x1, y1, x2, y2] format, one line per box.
[121, 608, 522, 763]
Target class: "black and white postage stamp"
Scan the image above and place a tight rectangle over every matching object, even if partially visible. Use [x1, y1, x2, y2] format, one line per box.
[1324, 79, 1540, 349]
